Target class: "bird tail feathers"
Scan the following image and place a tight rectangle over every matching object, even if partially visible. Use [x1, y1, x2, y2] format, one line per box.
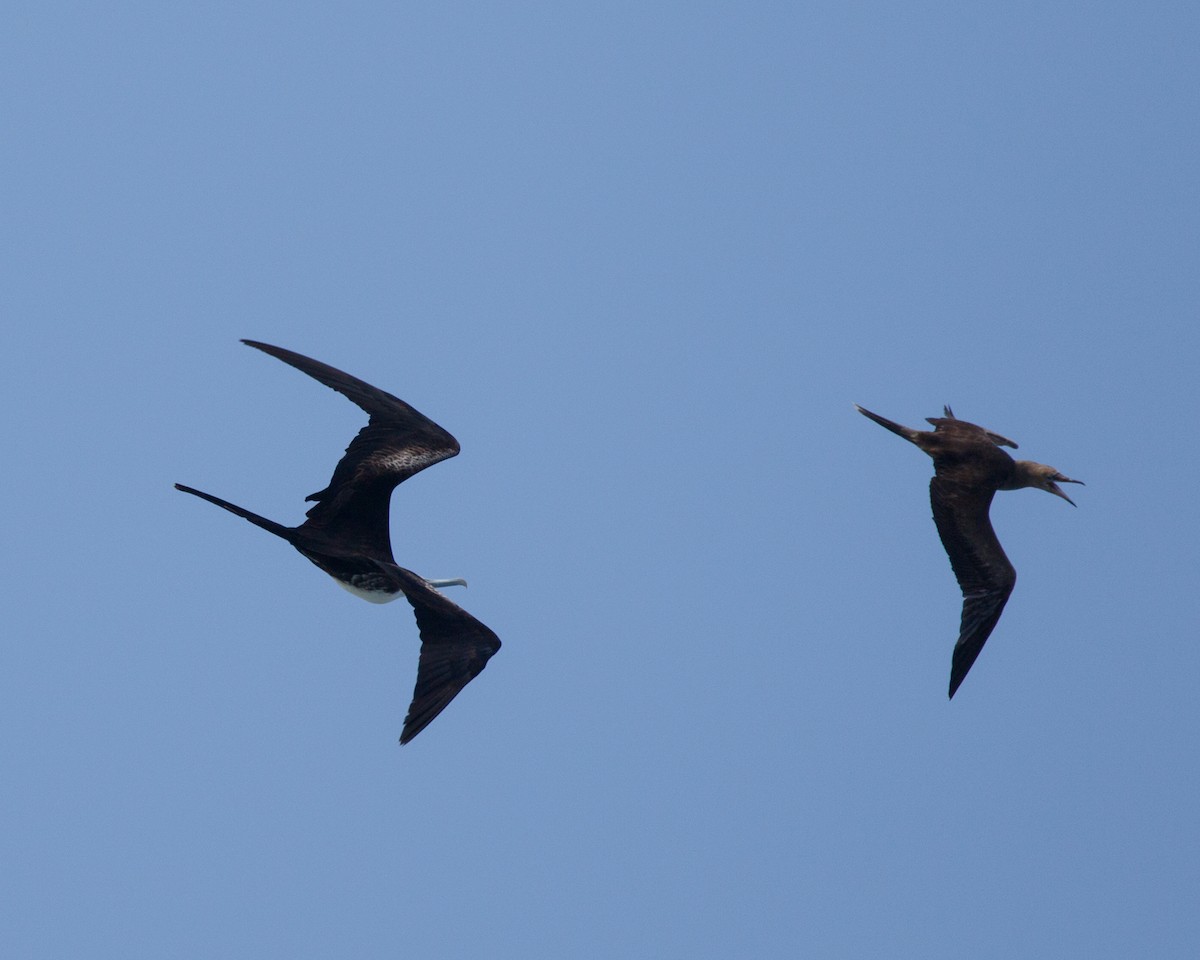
[174, 483, 292, 540]
[854, 404, 922, 444]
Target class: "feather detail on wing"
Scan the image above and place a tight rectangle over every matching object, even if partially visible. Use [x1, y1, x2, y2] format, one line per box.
[242, 340, 460, 561]
[929, 477, 1017, 698]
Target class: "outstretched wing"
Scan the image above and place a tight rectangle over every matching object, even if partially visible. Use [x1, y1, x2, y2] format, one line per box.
[930, 406, 1019, 449]
[929, 476, 1017, 698]
[243, 340, 460, 560]
[391, 566, 502, 745]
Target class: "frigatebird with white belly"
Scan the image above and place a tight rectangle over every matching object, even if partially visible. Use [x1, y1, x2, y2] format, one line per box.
[176, 340, 500, 743]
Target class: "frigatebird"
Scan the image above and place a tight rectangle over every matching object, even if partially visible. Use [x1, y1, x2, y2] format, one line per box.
[176, 340, 500, 743]
[855, 404, 1082, 698]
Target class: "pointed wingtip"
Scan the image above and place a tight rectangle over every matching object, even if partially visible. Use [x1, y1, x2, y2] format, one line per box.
[241, 339, 284, 356]
[948, 657, 970, 698]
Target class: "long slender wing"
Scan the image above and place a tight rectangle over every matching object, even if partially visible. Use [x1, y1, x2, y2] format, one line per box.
[929, 407, 1018, 449]
[242, 340, 460, 560]
[929, 476, 1017, 698]
[391, 566, 502, 745]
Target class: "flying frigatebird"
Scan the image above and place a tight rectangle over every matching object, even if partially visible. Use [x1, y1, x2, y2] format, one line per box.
[855, 404, 1082, 698]
[176, 340, 500, 743]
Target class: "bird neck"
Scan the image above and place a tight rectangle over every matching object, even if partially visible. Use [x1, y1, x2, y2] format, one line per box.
[1002, 460, 1042, 491]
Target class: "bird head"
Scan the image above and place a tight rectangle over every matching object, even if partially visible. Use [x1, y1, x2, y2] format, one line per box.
[1015, 461, 1085, 506]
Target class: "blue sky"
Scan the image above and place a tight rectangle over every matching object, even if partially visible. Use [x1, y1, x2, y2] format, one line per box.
[4, 2, 1199, 957]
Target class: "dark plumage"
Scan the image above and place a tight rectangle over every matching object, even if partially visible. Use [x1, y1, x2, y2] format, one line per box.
[178, 339, 461, 572]
[387, 564, 502, 745]
[177, 340, 500, 743]
[856, 404, 1082, 697]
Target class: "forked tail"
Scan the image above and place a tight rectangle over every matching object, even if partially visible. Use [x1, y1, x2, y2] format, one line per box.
[174, 483, 292, 540]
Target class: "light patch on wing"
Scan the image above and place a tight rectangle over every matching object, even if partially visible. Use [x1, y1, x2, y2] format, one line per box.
[373, 447, 441, 473]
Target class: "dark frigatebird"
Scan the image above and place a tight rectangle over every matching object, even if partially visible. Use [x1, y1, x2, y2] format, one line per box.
[855, 404, 1082, 698]
[176, 340, 500, 743]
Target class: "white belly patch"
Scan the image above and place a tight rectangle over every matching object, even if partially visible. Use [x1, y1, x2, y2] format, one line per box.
[333, 578, 400, 604]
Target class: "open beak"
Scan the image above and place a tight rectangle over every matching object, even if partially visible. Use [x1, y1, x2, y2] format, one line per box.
[1048, 474, 1084, 507]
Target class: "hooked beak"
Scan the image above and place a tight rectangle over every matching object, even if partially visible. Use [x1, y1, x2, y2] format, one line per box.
[426, 578, 468, 590]
[1048, 474, 1084, 507]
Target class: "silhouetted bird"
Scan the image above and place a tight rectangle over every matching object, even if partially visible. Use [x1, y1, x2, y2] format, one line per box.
[855, 404, 1082, 697]
[176, 340, 500, 743]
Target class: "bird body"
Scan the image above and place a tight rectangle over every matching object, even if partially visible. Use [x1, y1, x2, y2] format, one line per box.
[177, 340, 500, 744]
[855, 404, 1082, 697]
[172, 481, 458, 603]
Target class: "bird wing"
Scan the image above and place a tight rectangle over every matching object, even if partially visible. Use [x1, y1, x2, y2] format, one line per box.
[929, 476, 1017, 698]
[391, 567, 502, 745]
[243, 340, 460, 560]
[928, 409, 1018, 449]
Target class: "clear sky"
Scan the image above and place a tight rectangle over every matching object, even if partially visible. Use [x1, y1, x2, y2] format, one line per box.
[4, 2, 1199, 957]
